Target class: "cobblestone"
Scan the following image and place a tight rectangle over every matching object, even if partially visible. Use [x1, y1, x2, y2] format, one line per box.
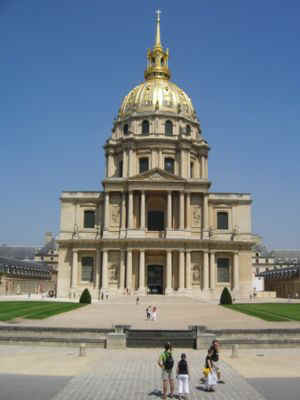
[51, 349, 266, 400]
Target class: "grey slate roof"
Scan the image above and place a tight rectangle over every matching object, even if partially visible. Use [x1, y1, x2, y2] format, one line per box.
[0, 245, 39, 260]
[0, 257, 51, 272]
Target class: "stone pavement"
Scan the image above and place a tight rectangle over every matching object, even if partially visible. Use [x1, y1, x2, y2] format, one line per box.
[50, 349, 266, 400]
[2, 295, 300, 330]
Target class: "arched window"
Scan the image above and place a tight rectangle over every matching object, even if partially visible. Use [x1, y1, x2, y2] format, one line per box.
[123, 124, 129, 135]
[139, 157, 149, 173]
[217, 211, 229, 230]
[142, 120, 150, 135]
[161, 57, 164, 66]
[164, 158, 174, 174]
[165, 120, 173, 136]
[186, 125, 191, 135]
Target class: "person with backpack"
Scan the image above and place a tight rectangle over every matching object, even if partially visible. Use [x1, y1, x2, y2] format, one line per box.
[158, 342, 175, 399]
[176, 353, 189, 400]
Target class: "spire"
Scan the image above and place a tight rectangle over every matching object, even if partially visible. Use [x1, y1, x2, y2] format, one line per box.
[144, 10, 171, 81]
[155, 9, 162, 48]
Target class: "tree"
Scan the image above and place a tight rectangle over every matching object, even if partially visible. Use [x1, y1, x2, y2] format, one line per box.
[79, 288, 91, 304]
[220, 287, 232, 305]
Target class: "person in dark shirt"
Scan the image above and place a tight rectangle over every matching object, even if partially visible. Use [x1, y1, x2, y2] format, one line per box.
[209, 340, 224, 383]
[176, 353, 189, 399]
[204, 348, 217, 392]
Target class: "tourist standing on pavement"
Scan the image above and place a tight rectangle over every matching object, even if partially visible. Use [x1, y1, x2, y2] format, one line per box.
[136, 296, 140, 305]
[158, 342, 175, 399]
[176, 353, 189, 399]
[152, 305, 157, 321]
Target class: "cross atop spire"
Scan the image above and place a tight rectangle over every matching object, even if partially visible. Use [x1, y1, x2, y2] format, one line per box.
[155, 9, 162, 48]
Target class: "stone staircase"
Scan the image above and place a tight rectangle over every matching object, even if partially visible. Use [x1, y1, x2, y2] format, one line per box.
[126, 329, 195, 348]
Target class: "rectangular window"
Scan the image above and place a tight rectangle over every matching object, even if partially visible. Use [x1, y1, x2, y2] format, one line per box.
[217, 258, 230, 282]
[217, 211, 228, 230]
[139, 157, 149, 173]
[190, 162, 194, 178]
[84, 210, 95, 228]
[118, 160, 123, 177]
[81, 256, 94, 282]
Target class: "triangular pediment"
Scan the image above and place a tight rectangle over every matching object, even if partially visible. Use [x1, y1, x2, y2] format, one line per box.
[129, 168, 185, 182]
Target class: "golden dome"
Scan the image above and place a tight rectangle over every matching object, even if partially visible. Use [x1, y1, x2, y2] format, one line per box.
[119, 79, 196, 119]
[118, 11, 197, 121]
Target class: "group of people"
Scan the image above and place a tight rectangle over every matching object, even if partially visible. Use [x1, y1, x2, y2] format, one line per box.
[146, 305, 157, 321]
[158, 340, 223, 399]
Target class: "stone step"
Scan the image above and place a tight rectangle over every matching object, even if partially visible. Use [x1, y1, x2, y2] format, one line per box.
[0, 336, 106, 347]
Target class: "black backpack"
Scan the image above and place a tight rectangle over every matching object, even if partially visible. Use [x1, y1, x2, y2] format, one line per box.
[163, 351, 174, 370]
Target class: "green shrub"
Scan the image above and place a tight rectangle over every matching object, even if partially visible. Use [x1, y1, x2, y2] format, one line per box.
[220, 287, 232, 305]
[79, 288, 91, 304]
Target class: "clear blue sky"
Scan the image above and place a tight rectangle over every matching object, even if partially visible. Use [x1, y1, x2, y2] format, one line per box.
[1, 0, 299, 249]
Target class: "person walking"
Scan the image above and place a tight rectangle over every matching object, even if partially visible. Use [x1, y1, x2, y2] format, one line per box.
[136, 296, 140, 305]
[204, 348, 217, 392]
[210, 340, 224, 383]
[158, 343, 175, 399]
[176, 353, 189, 400]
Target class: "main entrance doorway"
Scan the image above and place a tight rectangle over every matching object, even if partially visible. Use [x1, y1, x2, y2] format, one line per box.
[147, 265, 163, 294]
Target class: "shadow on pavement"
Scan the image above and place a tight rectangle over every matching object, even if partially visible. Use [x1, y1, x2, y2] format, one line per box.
[248, 377, 300, 400]
[0, 374, 72, 400]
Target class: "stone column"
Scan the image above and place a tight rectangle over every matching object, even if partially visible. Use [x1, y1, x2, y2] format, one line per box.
[203, 251, 209, 291]
[140, 191, 145, 229]
[159, 149, 163, 169]
[121, 192, 126, 229]
[203, 194, 209, 239]
[178, 250, 185, 290]
[151, 149, 155, 169]
[126, 249, 132, 292]
[167, 191, 172, 229]
[180, 149, 185, 177]
[120, 250, 125, 291]
[179, 191, 185, 230]
[95, 248, 100, 289]
[104, 192, 110, 230]
[128, 147, 133, 177]
[123, 150, 128, 177]
[210, 251, 216, 290]
[128, 191, 133, 229]
[201, 156, 205, 179]
[72, 249, 78, 288]
[166, 250, 172, 293]
[102, 250, 108, 290]
[186, 250, 191, 290]
[186, 192, 191, 230]
[139, 250, 145, 292]
[233, 252, 240, 291]
[107, 151, 113, 177]
[205, 156, 208, 179]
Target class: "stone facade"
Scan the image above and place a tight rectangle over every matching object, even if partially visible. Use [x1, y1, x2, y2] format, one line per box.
[57, 14, 258, 300]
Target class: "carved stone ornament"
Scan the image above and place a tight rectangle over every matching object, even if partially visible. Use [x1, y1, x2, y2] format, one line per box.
[108, 264, 119, 283]
[111, 205, 120, 226]
[192, 206, 201, 227]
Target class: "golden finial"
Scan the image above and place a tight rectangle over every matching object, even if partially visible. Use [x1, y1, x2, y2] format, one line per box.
[144, 10, 171, 81]
[155, 9, 162, 48]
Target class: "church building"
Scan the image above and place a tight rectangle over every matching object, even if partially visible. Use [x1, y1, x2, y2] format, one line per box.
[57, 13, 257, 299]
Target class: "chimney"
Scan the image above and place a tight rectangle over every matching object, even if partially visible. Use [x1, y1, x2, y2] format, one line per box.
[44, 232, 53, 244]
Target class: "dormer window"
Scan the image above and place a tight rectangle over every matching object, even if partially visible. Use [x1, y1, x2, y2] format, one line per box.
[186, 125, 191, 135]
[161, 57, 164, 66]
[165, 120, 173, 136]
[123, 124, 129, 135]
[142, 120, 150, 135]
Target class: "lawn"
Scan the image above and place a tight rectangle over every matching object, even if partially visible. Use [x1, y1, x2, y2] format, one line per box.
[0, 301, 86, 321]
[224, 303, 300, 321]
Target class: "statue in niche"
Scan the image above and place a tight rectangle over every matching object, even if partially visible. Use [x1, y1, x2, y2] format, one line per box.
[192, 207, 201, 227]
[111, 206, 120, 226]
[192, 265, 200, 282]
[109, 264, 118, 283]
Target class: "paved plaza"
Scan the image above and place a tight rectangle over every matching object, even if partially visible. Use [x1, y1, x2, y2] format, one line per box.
[1, 345, 300, 400]
[1, 295, 300, 330]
